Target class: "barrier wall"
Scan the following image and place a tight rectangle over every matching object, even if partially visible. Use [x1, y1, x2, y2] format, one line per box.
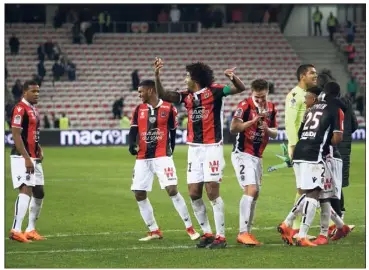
[4, 128, 366, 146]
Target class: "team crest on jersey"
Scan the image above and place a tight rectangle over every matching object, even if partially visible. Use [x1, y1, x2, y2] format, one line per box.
[235, 108, 243, 118]
[204, 92, 209, 99]
[149, 116, 156, 123]
[160, 111, 167, 118]
[289, 98, 296, 108]
[13, 115, 22, 125]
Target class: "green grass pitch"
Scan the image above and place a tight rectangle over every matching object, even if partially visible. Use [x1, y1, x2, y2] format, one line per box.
[4, 143, 365, 268]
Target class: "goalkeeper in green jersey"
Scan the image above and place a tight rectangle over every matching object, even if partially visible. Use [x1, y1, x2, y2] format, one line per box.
[277, 64, 318, 238]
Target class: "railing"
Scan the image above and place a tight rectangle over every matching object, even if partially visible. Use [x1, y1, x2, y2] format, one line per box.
[91, 21, 201, 34]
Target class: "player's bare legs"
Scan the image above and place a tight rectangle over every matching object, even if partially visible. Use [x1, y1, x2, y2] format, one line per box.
[134, 190, 162, 241]
[165, 185, 200, 240]
[24, 185, 45, 240]
[237, 184, 261, 246]
[10, 184, 33, 242]
[204, 182, 226, 249]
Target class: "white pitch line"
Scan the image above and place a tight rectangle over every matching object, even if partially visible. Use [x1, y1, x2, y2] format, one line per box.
[5, 225, 364, 240]
[6, 241, 366, 255]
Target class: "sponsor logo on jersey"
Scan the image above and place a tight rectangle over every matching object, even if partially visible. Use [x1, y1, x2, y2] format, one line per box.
[141, 128, 164, 143]
[191, 106, 210, 122]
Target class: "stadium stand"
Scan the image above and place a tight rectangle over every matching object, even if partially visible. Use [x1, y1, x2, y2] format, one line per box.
[5, 22, 364, 128]
[334, 22, 366, 88]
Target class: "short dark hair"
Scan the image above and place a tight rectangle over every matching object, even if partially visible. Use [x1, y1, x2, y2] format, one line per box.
[251, 79, 269, 92]
[306, 86, 323, 96]
[185, 62, 214, 88]
[317, 73, 332, 88]
[23, 80, 39, 92]
[324, 81, 341, 98]
[296, 64, 315, 82]
[138, 80, 155, 89]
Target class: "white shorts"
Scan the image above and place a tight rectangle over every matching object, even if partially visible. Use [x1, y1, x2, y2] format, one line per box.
[131, 156, 178, 192]
[231, 151, 262, 191]
[10, 156, 44, 189]
[321, 157, 343, 199]
[187, 144, 225, 184]
[293, 162, 325, 191]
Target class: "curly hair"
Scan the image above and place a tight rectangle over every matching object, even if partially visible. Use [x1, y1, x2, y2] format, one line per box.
[185, 62, 214, 88]
[251, 79, 269, 92]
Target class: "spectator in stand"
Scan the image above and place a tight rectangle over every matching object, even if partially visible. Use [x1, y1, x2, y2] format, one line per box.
[112, 96, 124, 119]
[347, 76, 359, 100]
[119, 113, 131, 128]
[44, 40, 54, 60]
[12, 79, 22, 101]
[345, 20, 356, 43]
[37, 43, 45, 61]
[232, 6, 242, 23]
[327, 12, 338, 42]
[170, 5, 181, 32]
[51, 112, 60, 128]
[43, 115, 51, 129]
[37, 60, 46, 81]
[312, 6, 323, 36]
[53, 42, 61, 61]
[131, 69, 140, 91]
[263, 8, 270, 24]
[9, 34, 20, 55]
[158, 9, 169, 32]
[52, 60, 65, 82]
[59, 113, 70, 129]
[66, 59, 77, 81]
[345, 42, 356, 64]
[170, 5, 181, 23]
[213, 6, 224, 28]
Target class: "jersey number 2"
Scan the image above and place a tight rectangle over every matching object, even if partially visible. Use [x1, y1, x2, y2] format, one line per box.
[303, 111, 323, 131]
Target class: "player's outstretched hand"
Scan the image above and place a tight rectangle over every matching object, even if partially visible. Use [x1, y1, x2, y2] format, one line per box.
[224, 67, 236, 80]
[129, 144, 138, 156]
[25, 158, 35, 174]
[154, 57, 164, 76]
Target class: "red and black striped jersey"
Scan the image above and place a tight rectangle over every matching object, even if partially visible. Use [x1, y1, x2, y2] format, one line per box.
[10, 98, 41, 159]
[131, 100, 178, 160]
[179, 84, 228, 145]
[294, 101, 344, 162]
[232, 97, 277, 158]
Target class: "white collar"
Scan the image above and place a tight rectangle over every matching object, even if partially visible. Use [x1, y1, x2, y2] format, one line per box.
[147, 99, 163, 109]
[193, 87, 207, 99]
[21, 98, 33, 108]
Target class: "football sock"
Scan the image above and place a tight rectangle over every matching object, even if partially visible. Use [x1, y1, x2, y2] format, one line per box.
[319, 201, 331, 237]
[284, 193, 306, 227]
[298, 197, 318, 238]
[26, 197, 43, 232]
[12, 193, 30, 232]
[340, 190, 345, 217]
[170, 193, 192, 228]
[247, 200, 257, 233]
[137, 198, 159, 232]
[330, 197, 342, 217]
[330, 207, 344, 229]
[211, 197, 225, 238]
[292, 192, 302, 229]
[191, 198, 212, 234]
[239, 195, 254, 233]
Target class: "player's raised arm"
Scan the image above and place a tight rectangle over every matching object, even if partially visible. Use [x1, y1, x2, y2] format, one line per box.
[154, 57, 181, 103]
[223, 67, 246, 95]
[11, 109, 34, 174]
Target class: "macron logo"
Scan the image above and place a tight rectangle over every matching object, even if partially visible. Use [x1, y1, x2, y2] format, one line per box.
[17, 107, 22, 112]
